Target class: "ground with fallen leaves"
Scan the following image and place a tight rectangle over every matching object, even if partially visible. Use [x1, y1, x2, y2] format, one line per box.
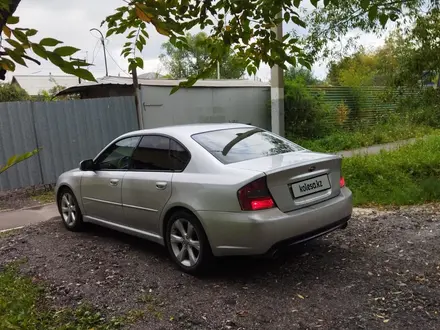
[0, 205, 439, 329]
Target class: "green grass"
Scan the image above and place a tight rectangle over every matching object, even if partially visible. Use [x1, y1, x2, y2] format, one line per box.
[30, 189, 55, 204]
[343, 135, 440, 206]
[0, 263, 142, 330]
[295, 123, 437, 153]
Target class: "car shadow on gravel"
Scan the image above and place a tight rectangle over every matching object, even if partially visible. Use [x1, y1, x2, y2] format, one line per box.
[81, 221, 353, 281]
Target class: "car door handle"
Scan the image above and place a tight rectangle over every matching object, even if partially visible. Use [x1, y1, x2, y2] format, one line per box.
[109, 179, 119, 186]
[155, 182, 167, 190]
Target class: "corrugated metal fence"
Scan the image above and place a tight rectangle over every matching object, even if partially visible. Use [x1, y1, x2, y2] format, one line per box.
[0, 96, 138, 191]
[307, 86, 401, 127]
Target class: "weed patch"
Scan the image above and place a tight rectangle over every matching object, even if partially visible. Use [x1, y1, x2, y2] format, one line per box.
[296, 123, 436, 153]
[0, 263, 141, 329]
[343, 135, 440, 206]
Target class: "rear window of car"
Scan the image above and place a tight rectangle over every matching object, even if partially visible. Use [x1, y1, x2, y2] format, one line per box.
[191, 128, 304, 164]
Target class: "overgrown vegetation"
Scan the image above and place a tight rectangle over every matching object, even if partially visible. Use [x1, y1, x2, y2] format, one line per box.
[0, 263, 142, 329]
[343, 135, 440, 206]
[297, 120, 436, 153]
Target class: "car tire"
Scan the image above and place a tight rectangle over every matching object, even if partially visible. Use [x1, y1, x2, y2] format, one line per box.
[57, 188, 85, 232]
[165, 210, 213, 275]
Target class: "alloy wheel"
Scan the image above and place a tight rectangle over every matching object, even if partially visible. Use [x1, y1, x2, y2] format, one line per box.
[170, 218, 201, 267]
[61, 192, 77, 226]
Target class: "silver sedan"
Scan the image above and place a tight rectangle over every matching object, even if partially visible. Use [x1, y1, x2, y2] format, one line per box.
[56, 123, 352, 274]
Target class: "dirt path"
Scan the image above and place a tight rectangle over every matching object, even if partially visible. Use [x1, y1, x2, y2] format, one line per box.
[1, 205, 439, 330]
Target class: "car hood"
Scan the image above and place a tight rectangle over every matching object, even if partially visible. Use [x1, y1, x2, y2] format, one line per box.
[226, 150, 338, 173]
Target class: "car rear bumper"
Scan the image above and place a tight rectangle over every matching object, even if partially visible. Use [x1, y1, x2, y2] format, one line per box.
[196, 187, 353, 257]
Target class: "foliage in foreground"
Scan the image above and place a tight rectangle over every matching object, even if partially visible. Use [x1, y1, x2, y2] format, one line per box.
[343, 135, 440, 206]
[297, 122, 436, 153]
[0, 263, 140, 330]
[160, 32, 246, 79]
[0, 148, 40, 174]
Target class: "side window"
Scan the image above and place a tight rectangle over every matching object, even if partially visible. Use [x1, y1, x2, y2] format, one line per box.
[170, 139, 190, 171]
[130, 135, 190, 171]
[95, 136, 140, 170]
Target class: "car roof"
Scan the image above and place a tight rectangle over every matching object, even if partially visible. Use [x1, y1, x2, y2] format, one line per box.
[121, 123, 254, 139]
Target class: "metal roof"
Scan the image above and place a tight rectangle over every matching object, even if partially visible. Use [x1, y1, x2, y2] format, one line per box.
[57, 75, 270, 95]
[11, 75, 80, 95]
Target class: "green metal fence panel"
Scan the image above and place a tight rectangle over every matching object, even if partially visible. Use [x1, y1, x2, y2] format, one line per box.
[306, 86, 404, 128]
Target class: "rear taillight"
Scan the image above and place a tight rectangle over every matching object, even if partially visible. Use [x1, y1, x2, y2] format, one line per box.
[340, 176, 345, 188]
[238, 177, 275, 211]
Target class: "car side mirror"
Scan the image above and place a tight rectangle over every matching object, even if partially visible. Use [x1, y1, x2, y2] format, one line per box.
[79, 159, 95, 171]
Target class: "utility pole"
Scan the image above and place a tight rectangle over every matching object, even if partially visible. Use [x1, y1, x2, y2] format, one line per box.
[70, 57, 86, 84]
[90, 28, 109, 77]
[270, 11, 285, 137]
[132, 66, 143, 129]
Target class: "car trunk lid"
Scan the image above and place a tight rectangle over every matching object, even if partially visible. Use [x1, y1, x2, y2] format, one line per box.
[227, 151, 342, 212]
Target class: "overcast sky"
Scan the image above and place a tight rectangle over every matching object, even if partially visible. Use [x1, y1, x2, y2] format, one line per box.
[12, 0, 386, 81]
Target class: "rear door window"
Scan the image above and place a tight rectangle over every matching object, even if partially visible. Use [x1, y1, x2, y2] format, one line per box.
[130, 135, 190, 171]
[192, 128, 303, 164]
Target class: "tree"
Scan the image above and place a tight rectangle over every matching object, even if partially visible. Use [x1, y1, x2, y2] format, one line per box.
[303, 0, 439, 62]
[1, 0, 438, 87]
[1, 0, 439, 175]
[0, 0, 95, 82]
[285, 66, 321, 85]
[0, 82, 29, 102]
[327, 49, 386, 86]
[104, 0, 440, 92]
[160, 32, 246, 79]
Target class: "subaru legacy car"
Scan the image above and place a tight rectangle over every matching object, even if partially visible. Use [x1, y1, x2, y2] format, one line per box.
[56, 123, 352, 274]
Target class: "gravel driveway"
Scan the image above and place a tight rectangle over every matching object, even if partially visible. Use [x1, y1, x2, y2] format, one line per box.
[1, 205, 439, 330]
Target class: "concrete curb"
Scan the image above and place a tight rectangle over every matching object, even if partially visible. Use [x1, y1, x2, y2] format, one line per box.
[0, 202, 55, 214]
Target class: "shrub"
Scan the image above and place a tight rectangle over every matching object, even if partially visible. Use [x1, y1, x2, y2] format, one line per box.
[396, 88, 440, 128]
[284, 79, 331, 139]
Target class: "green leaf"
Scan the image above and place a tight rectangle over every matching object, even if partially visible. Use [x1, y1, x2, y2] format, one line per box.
[368, 5, 378, 21]
[292, 16, 307, 28]
[310, 0, 318, 7]
[5, 48, 27, 67]
[40, 38, 63, 47]
[379, 14, 388, 27]
[135, 57, 144, 69]
[31, 43, 48, 60]
[0, 149, 40, 174]
[54, 46, 80, 57]
[26, 29, 38, 37]
[284, 12, 290, 23]
[293, 0, 301, 7]
[0, 58, 16, 71]
[6, 155, 18, 167]
[324, 0, 330, 6]
[47, 52, 65, 67]
[5, 39, 24, 52]
[72, 68, 97, 82]
[360, 0, 370, 10]
[7, 16, 19, 25]
[70, 60, 91, 67]
[12, 29, 28, 44]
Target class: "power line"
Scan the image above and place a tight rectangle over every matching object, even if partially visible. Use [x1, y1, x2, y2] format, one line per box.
[90, 39, 101, 65]
[104, 44, 130, 76]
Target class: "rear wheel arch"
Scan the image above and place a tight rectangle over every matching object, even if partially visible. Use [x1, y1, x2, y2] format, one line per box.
[161, 206, 209, 243]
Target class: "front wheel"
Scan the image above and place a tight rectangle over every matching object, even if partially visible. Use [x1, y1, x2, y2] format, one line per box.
[57, 188, 84, 232]
[165, 211, 213, 275]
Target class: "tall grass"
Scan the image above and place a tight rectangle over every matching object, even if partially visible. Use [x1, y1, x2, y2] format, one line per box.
[342, 135, 440, 206]
[295, 122, 436, 153]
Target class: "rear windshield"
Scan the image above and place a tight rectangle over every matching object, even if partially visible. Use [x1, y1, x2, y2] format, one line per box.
[192, 128, 304, 164]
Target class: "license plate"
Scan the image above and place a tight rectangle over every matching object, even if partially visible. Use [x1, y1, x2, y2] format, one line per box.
[291, 175, 331, 198]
